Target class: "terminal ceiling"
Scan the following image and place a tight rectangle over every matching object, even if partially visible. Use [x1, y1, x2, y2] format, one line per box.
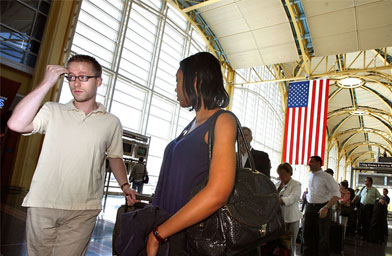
[168, 0, 392, 166]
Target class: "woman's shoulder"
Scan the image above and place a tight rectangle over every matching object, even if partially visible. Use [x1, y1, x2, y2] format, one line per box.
[214, 110, 237, 127]
[290, 179, 302, 187]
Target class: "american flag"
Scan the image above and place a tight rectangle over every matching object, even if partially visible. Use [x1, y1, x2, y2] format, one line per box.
[282, 79, 329, 165]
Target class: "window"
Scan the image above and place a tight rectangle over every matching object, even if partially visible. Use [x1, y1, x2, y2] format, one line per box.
[231, 66, 284, 177]
[59, 0, 207, 194]
[338, 156, 345, 182]
[0, 0, 52, 72]
[328, 143, 338, 178]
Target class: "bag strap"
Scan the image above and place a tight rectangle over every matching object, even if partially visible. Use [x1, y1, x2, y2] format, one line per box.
[207, 110, 255, 171]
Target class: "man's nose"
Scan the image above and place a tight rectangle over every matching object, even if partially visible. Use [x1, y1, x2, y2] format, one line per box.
[74, 79, 81, 87]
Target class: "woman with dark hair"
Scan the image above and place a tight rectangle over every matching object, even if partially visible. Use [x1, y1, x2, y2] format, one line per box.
[338, 180, 351, 238]
[147, 52, 237, 255]
[276, 162, 302, 256]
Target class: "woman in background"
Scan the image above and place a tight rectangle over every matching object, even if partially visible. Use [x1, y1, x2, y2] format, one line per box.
[338, 180, 351, 239]
[276, 162, 302, 256]
[147, 52, 237, 255]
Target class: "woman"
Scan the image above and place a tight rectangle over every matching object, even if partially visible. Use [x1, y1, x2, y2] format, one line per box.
[276, 163, 302, 256]
[147, 52, 237, 255]
[338, 180, 351, 238]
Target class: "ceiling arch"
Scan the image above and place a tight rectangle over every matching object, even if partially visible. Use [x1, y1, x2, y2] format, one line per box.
[169, 0, 392, 167]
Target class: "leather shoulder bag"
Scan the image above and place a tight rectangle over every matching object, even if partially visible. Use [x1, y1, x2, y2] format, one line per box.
[187, 110, 285, 256]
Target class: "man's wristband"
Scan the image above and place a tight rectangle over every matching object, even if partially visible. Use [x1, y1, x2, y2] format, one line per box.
[324, 204, 330, 209]
[152, 227, 168, 243]
[120, 182, 129, 190]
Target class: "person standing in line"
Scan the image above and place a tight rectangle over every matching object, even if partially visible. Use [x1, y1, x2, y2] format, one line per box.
[338, 180, 351, 239]
[352, 177, 381, 240]
[325, 168, 334, 176]
[7, 54, 137, 256]
[381, 188, 390, 237]
[240, 127, 271, 177]
[303, 156, 340, 256]
[276, 163, 302, 256]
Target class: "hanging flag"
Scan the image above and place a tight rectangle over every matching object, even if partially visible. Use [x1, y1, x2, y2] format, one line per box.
[282, 79, 329, 165]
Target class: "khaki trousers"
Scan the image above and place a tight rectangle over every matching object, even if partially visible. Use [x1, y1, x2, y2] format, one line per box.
[26, 207, 100, 256]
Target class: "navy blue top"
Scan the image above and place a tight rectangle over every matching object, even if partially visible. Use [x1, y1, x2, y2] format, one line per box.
[152, 111, 222, 215]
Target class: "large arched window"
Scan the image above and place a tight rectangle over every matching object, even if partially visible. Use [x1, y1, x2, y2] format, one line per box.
[59, 0, 206, 194]
[328, 143, 338, 179]
[231, 66, 284, 178]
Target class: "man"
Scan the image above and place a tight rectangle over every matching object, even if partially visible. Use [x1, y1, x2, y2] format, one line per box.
[381, 188, 390, 237]
[382, 188, 390, 205]
[303, 156, 340, 256]
[325, 168, 334, 176]
[240, 127, 271, 177]
[129, 157, 148, 193]
[7, 55, 137, 256]
[352, 177, 381, 240]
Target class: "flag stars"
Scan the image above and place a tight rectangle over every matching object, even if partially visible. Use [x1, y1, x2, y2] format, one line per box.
[287, 81, 309, 108]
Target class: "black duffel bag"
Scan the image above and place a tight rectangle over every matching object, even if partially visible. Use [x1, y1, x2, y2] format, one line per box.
[187, 110, 285, 256]
[340, 205, 353, 217]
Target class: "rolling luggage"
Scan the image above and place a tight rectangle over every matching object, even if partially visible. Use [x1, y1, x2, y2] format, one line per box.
[329, 222, 344, 253]
[112, 200, 147, 255]
[368, 199, 388, 243]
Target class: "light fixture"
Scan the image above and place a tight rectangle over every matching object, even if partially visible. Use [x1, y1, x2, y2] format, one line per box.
[351, 110, 368, 116]
[337, 77, 364, 88]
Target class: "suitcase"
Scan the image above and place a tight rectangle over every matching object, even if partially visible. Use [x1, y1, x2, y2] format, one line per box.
[329, 222, 344, 253]
[112, 200, 147, 255]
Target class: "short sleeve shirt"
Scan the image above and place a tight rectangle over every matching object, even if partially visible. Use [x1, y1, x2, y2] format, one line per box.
[359, 186, 381, 205]
[307, 170, 341, 203]
[22, 101, 123, 210]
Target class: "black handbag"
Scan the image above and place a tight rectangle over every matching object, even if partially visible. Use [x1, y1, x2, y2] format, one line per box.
[340, 205, 353, 217]
[142, 165, 149, 184]
[143, 174, 149, 184]
[187, 110, 285, 256]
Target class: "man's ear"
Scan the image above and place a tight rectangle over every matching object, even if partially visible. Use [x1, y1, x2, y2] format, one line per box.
[96, 77, 103, 87]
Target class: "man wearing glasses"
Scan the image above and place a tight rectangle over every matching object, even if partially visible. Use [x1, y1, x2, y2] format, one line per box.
[352, 177, 381, 241]
[7, 55, 138, 256]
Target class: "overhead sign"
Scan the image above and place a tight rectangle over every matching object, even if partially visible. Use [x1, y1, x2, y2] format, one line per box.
[358, 162, 392, 168]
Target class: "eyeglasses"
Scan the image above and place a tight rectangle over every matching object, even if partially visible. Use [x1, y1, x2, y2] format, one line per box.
[64, 75, 100, 82]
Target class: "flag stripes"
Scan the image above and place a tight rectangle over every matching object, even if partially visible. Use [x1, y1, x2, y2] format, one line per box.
[283, 79, 329, 165]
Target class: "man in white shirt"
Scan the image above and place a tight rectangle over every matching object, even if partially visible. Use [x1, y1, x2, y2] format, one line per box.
[303, 156, 340, 256]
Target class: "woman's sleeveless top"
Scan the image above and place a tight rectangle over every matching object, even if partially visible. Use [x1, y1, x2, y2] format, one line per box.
[152, 110, 222, 215]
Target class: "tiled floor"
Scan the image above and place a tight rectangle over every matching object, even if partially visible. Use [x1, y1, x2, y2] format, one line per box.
[1, 186, 392, 256]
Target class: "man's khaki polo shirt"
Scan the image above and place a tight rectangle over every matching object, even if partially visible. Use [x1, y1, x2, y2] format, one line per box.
[22, 101, 123, 210]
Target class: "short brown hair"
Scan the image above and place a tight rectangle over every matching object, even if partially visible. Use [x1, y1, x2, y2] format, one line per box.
[66, 54, 102, 76]
[277, 162, 293, 176]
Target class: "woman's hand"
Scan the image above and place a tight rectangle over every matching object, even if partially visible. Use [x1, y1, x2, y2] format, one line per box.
[146, 232, 160, 256]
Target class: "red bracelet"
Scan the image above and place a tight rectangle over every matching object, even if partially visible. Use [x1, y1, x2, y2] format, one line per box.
[152, 227, 168, 243]
[120, 182, 129, 190]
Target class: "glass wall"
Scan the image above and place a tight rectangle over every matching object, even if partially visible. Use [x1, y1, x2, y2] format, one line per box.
[59, 0, 206, 194]
[338, 156, 345, 182]
[328, 143, 338, 179]
[231, 67, 284, 179]
[59, 0, 289, 194]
